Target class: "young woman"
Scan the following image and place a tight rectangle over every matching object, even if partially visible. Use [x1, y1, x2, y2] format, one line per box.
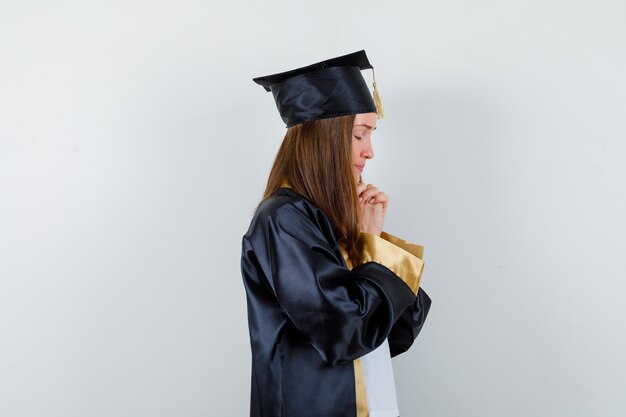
[241, 51, 431, 417]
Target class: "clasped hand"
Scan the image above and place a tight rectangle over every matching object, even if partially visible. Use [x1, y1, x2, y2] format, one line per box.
[357, 182, 388, 236]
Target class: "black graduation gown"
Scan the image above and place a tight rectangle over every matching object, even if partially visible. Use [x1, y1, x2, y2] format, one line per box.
[241, 188, 431, 417]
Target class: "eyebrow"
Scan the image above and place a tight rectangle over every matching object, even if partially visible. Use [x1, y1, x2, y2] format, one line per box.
[353, 124, 377, 130]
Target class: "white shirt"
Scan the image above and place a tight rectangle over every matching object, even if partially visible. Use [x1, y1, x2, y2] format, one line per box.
[360, 338, 399, 417]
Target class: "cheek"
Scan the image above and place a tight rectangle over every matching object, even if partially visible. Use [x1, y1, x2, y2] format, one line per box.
[351, 140, 360, 160]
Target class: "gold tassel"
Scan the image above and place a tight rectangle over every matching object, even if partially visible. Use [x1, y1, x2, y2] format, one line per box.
[372, 67, 384, 119]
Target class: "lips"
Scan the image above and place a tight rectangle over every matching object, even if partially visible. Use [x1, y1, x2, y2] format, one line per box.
[354, 165, 365, 173]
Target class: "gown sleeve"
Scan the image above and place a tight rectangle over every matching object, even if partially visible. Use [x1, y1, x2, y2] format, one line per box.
[379, 232, 432, 357]
[241, 201, 425, 366]
[387, 288, 431, 357]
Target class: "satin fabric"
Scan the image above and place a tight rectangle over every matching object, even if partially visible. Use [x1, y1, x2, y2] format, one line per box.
[269, 67, 377, 127]
[253, 50, 377, 127]
[241, 188, 431, 417]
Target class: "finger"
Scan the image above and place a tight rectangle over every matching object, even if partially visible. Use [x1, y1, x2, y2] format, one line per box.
[357, 182, 373, 195]
[375, 192, 389, 205]
[359, 187, 380, 203]
[377, 192, 389, 214]
[361, 193, 378, 205]
[371, 201, 384, 219]
[359, 187, 378, 204]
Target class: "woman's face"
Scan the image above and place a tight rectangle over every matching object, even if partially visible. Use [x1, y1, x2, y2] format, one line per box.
[351, 112, 378, 184]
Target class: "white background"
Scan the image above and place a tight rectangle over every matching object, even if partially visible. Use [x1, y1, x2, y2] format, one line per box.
[1, 1, 625, 416]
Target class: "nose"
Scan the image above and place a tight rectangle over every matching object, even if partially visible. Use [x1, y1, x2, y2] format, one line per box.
[362, 139, 374, 160]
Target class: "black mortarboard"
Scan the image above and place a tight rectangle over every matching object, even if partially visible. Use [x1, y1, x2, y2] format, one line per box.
[253, 50, 383, 127]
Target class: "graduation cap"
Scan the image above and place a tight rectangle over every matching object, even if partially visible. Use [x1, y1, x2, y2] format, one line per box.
[253, 50, 384, 127]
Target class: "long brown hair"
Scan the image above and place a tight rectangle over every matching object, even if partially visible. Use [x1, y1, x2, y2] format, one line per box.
[262, 115, 362, 264]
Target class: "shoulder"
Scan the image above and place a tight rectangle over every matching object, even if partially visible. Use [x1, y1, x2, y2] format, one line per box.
[256, 188, 310, 215]
[253, 188, 313, 225]
[244, 188, 336, 244]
